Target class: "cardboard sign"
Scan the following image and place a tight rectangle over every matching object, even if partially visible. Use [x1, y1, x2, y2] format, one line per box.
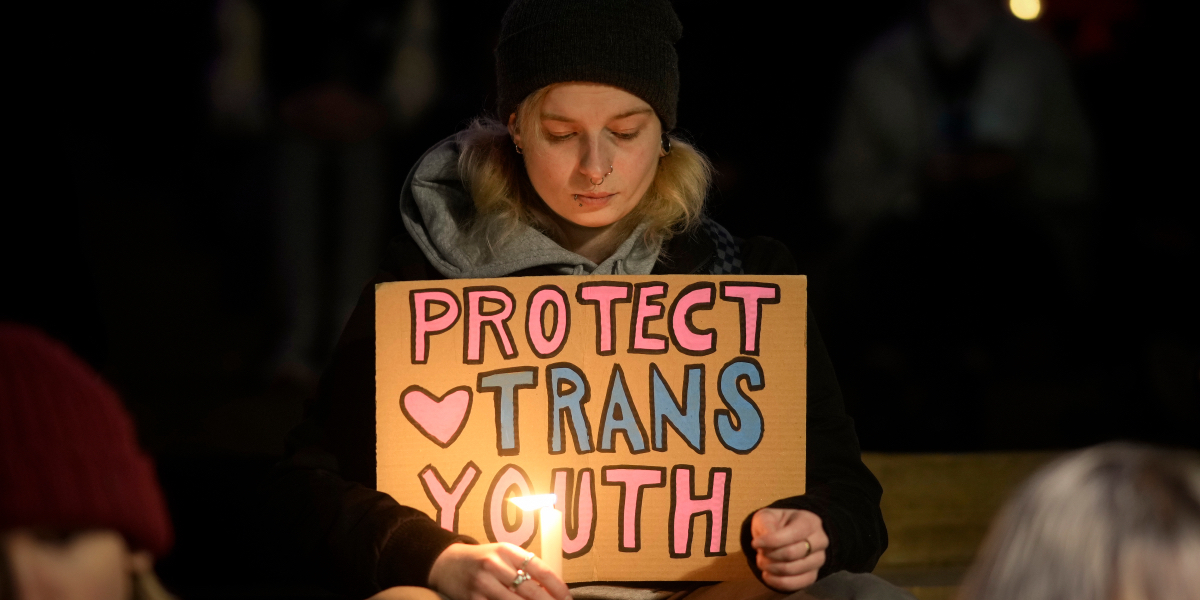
[376, 275, 807, 582]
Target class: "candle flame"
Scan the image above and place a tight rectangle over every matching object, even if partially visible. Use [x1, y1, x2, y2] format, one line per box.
[509, 493, 557, 511]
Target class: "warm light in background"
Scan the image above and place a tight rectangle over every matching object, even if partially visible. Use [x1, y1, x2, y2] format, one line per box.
[1009, 0, 1042, 20]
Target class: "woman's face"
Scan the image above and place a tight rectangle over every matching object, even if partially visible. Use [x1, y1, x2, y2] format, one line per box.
[511, 83, 663, 229]
[3, 529, 141, 600]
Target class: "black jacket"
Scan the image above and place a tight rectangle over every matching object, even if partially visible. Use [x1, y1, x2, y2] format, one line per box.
[269, 224, 887, 596]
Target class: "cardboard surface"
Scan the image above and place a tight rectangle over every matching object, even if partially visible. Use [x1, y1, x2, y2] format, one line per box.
[376, 275, 807, 582]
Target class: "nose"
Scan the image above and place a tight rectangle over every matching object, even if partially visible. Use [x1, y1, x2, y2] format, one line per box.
[578, 135, 613, 186]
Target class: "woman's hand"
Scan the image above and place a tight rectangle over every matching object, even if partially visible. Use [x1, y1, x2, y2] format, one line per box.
[749, 508, 829, 592]
[427, 542, 571, 600]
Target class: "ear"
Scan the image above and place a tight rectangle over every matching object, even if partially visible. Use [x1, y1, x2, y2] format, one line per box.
[507, 112, 520, 146]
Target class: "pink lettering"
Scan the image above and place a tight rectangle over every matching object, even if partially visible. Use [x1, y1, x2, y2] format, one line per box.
[668, 283, 716, 354]
[411, 289, 460, 363]
[553, 469, 596, 556]
[527, 286, 569, 358]
[484, 465, 535, 546]
[465, 288, 518, 363]
[418, 462, 480, 532]
[719, 284, 780, 355]
[601, 467, 666, 551]
[577, 283, 631, 355]
[631, 283, 668, 353]
[670, 466, 732, 557]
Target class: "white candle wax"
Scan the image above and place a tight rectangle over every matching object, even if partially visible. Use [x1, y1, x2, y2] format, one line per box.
[540, 506, 563, 579]
[509, 494, 563, 580]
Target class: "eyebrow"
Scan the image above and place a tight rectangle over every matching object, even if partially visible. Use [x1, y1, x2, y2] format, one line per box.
[540, 107, 654, 123]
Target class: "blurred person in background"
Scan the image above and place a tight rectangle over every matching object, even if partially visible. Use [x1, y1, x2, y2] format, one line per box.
[823, 0, 1097, 449]
[957, 442, 1200, 600]
[0, 324, 176, 599]
[827, 0, 1093, 241]
[209, 0, 441, 388]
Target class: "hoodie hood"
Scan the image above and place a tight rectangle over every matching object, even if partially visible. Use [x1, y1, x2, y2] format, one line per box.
[399, 136, 662, 279]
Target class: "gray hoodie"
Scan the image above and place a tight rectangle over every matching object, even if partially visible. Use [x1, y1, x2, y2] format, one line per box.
[400, 136, 663, 279]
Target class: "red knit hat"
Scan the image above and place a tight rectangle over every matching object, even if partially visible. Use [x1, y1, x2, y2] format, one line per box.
[0, 323, 173, 557]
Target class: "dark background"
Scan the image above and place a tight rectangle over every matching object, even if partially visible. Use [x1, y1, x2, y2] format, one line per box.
[5, 0, 1195, 597]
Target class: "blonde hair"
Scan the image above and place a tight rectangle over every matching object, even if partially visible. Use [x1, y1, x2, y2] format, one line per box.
[958, 443, 1200, 600]
[456, 84, 711, 253]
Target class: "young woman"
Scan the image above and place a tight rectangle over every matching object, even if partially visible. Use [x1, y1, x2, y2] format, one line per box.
[272, 1, 892, 599]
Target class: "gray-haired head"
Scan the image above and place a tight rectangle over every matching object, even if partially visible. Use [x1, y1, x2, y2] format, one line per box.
[959, 442, 1200, 600]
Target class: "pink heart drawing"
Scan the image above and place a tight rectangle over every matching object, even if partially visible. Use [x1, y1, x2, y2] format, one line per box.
[400, 385, 473, 448]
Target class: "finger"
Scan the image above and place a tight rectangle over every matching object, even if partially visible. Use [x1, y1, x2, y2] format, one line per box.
[756, 547, 825, 573]
[506, 571, 556, 600]
[522, 560, 570, 600]
[759, 550, 826, 577]
[750, 509, 781, 538]
[762, 540, 815, 562]
[499, 546, 569, 600]
[762, 569, 818, 593]
[512, 576, 556, 600]
[754, 518, 819, 550]
[479, 555, 524, 599]
[496, 546, 569, 600]
[496, 547, 569, 599]
[476, 571, 526, 600]
[808, 528, 830, 553]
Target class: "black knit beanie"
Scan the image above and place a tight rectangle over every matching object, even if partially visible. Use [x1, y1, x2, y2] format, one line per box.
[495, 0, 683, 131]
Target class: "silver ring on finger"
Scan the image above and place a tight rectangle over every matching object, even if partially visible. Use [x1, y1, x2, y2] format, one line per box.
[802, 539, 812, 558]
[511, 569, 531, 590]
[520, 551, 535, 570]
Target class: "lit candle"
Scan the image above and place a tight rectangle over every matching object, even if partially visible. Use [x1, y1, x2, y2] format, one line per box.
[509, 493, 563, 579]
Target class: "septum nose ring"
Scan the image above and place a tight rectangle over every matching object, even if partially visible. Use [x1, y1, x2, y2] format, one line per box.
[590, 165, 614, 187]
[579, 165, 615, 206]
